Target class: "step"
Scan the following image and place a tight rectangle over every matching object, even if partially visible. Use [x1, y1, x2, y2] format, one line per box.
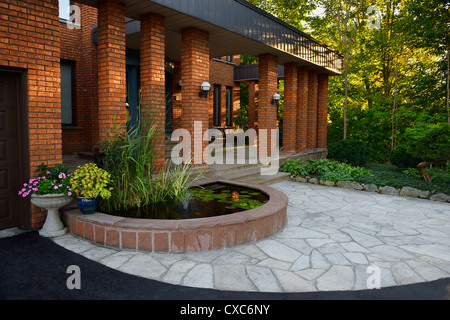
[241, 172, 290, 186]
[215, 165, 263, 181]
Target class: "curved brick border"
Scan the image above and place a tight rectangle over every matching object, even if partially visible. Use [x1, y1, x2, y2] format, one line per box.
[62, 179, 288, 253]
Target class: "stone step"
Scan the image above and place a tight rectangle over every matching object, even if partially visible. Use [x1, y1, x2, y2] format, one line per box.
[215, 165, 263, 180]
[240, 172, 290, 186]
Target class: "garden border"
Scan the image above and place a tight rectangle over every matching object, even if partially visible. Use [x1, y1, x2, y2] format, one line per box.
[289, 175, 450, 203]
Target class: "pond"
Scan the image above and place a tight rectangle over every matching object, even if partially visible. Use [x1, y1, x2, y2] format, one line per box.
[109, 182, 269, 220]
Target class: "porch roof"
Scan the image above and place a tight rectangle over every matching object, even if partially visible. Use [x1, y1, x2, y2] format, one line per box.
[81, 0, 342, 75]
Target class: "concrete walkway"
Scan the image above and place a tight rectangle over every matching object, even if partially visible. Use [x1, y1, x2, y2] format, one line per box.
[51, 181, 450, 293]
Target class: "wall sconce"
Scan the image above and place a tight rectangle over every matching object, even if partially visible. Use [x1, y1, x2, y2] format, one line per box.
[177, 80, 182, 90]
[271, 93, 281, 106]
[199, 82, 211, 98]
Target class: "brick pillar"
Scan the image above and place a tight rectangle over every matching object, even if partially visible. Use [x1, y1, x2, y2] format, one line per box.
[258, 54, 278, 157]
[97, 0, 126, 142]
[296, 67, 309, 152]
[282, 63, 298, 153]
[307, 70, 318, 150]
[180, 27, 210, 166]
[317, 73, 329, 149]
[140, 13, 166, 171]
[248, 80, 258, 130]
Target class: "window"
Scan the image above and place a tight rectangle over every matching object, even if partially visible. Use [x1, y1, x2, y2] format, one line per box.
[60, 61, 75, 125]
[213, 85, 221, 127]
[226, 56, 233, 63]
[225, 87, 233, 127]
[59, 0, 71, 21]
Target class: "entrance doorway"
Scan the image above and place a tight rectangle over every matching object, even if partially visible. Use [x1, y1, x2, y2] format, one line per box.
[0, 70, 28, 230]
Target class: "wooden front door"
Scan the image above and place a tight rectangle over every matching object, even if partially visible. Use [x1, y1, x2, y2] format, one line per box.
[0, 71, 27, 230]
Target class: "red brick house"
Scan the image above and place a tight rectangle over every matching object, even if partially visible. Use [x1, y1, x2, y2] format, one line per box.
[0, 0, 342, 230]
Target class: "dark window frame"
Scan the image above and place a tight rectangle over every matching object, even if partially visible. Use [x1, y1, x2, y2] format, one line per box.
[60, 59, 76, 127]
[225, 86, 233, 127]
[213, 84, 221, 127]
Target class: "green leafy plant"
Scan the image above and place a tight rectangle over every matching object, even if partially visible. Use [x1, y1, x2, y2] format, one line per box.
[404, 123, 450, 182]
[390, 145, 423, 169]
[327, 140, 371, 167]
[281, 158, 372, 182]
[70, 163, 112, 200]
[18, 163, 73, 197]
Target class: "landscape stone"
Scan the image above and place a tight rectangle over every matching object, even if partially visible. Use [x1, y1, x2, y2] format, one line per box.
[400, 186, 430, 199]
[429, 193, 450, 202]
[309, 177, 319, 184]
[337, 180, 363, 190]
[363, 184, 379, 193]
[379, 186, 400, 196]
[320, 180, 336, 187]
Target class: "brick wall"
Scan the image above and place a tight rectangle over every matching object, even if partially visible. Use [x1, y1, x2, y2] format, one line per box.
[61, 3, 98, 155]
[0, 0, 62, 227]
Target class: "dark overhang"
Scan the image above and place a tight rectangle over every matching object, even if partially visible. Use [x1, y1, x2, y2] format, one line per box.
[82, 0, 343, 75]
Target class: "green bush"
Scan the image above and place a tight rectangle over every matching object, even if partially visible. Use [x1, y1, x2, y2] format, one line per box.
[281, 158, 372, 182]
[327, 140, 371, 167]
[404, 123, 450, 163]
[390, 146, 422, 169]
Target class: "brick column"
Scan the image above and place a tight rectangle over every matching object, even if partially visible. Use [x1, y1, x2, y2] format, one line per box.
[282, 63, 298, 153]
[140, 13, 166, 171]
[248, 80, 258, 130]
[307, 70, 318, 150]
[317, 73, 329, 149]
[296, 67, 309, 152]
[180, 27, 210, 166]
[258, 54, 278, 157]
[97, 0, 126, 142]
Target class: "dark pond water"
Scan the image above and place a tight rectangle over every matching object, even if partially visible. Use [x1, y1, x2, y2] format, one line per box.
[109, 183, 269, 220]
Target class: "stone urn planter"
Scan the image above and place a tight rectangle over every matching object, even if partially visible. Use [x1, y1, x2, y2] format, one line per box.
[31, 193, 73, 237]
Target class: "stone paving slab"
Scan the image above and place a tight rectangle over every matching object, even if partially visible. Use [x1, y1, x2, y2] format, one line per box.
[51, 181, 450, 293]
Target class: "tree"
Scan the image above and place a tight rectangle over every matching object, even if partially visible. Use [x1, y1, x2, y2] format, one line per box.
[404, 123, 450, 182]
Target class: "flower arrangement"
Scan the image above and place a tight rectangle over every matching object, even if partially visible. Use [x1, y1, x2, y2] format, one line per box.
[70, 163, 112, 200]
[18, 164, 73, 198]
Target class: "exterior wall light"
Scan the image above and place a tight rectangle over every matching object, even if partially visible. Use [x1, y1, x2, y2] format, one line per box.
[177, 80, 182, 89]
[272, 93, 281, 106]
[199, 82, 211, 98]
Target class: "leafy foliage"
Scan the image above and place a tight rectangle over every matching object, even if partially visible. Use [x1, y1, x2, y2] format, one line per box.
[327, 139, 371, 166]
[390, 145, 422, 169]
[404, 123, 450, 162]
[19, 164, 73, 197]
[70, 163, 112, 200]
[281, 158, 372, 182]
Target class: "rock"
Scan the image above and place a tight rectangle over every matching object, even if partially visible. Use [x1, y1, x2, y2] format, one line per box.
[291, 176, 308, 183]
[430, 193, 450, 203]
[400, 186, 430, 199]
[379, 186, 400, 196]
[320, 180, 336, 187]
[309, 178, 319, 184]
[336, 180, 363, 190]
[363, 184, 379, 193]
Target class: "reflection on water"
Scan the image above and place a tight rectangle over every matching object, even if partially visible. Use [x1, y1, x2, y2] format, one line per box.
[109, 183, 269, 220]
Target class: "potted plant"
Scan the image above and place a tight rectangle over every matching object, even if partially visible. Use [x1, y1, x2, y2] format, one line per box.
[70, 163, 112, 214]
[18, 164, 74, 237]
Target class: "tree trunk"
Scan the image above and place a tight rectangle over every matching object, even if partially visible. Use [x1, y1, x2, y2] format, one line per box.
[417, 161, 433, 183]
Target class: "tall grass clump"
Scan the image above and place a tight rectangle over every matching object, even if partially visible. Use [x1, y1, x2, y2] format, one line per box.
[98, 93, 203, 214]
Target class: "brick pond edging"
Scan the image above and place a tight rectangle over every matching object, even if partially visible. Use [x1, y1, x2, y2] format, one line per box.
[62, 179, 288, 253]
[289, 176, 450, 203]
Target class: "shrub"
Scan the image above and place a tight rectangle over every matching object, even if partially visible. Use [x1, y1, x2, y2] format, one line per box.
[327, 139, 371, 167]
[390, 146, 422, 169]
[281, 158, 372, 182]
